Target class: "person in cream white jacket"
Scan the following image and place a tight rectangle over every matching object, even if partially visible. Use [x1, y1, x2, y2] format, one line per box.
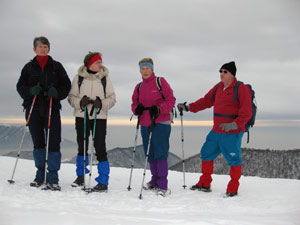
[68, 52, 116, 192]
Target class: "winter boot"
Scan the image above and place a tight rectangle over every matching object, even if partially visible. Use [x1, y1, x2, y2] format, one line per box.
[30, 180, 43, 188]
[156, 160, 168, 191]
[71, 176, 84, 187]
[94, 161, 110, 191]
[226, 165, 242, 197]
[191, 160, 213, 192]
[92, 183, 108, 193]
[157, 188, 171, 197]
[144, 182, 158, 191]
[47, 152, 61, 185]
[32, 148, 46, 186]
[45, 183, 61, 191]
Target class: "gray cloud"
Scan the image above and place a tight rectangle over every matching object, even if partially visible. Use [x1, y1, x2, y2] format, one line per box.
[0, 0, 299, 122]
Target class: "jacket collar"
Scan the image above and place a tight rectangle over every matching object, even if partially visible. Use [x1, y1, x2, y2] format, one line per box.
[142, 73, 156, 83]
[78, 65, 109, 79]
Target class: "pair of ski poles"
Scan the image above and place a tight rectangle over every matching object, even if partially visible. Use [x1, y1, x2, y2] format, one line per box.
[127, 109, 187, 199]
[82, 106, 98, 193]
[8, 96, 54, 188]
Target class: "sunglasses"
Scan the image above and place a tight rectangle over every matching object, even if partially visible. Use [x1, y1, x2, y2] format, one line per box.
[219, 70, 228, 74]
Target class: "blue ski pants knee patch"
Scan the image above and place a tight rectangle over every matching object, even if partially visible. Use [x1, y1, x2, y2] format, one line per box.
[141, 123, 171, 163]
[200, 130, 243, 166]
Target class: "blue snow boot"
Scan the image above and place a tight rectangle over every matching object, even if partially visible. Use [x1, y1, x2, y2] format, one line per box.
[31, 148, 46, 187]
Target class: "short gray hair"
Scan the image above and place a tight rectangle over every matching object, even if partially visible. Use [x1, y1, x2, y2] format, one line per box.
[33, 36, 50, 49]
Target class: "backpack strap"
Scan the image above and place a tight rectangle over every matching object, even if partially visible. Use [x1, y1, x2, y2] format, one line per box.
[101, 76, 107, 98]
[78, 76, 107, 98]
[78, 76, 84, 93]
[211, 83, 221, 103]
[137, 82, 143, 103]
[155, 77, 165, 100]
[233, 81, 243, 102]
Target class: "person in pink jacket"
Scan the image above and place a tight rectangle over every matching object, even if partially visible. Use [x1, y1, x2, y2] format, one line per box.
[131, 58, 175, 197]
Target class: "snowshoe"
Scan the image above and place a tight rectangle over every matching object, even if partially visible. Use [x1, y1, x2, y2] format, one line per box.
[157, 188, 171, 197]
[190, 184, 211, 192]
[30, 180, 43, 188]
[71, 176, 84, 187]
[42, 183, 61, 191]
[143, 182, 158, 191]
[91, 183, 108, 193]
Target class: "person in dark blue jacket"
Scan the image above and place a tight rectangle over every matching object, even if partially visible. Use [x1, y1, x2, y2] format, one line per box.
[16, 36, 71, 191]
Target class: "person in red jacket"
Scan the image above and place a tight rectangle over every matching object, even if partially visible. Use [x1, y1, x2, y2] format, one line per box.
[177, 61, 252, 197]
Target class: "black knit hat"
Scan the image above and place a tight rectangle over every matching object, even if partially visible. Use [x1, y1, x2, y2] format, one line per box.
[220, 61, 237, 76]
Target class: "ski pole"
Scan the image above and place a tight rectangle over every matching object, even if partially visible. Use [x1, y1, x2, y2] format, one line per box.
[87, 109, 97, 192]
[8, 95, 37, 184]
[139, 118, 155, 200]
[42, 96, 53, 189]
[127, 116, 140, 191]
[82, 106, 88, 191]
[179, 109, 187, 189]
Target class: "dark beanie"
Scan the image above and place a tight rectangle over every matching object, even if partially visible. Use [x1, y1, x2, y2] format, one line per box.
[220, 61, 237, 76]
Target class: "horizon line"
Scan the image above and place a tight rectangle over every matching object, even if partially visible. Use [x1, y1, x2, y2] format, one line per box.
[0, 117, 299, 127]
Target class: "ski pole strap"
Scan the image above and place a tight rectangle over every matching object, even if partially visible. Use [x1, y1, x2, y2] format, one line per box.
[214, 113, 238, 119]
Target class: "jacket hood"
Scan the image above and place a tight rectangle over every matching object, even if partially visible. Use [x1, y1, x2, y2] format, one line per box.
[77, 65, 109, 80]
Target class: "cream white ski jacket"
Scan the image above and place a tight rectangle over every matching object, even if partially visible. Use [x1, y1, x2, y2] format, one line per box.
[68, 65, 116, 119]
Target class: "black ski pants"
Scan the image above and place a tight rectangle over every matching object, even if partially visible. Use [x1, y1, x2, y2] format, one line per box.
[26, 107, 61, 152]
[75, 117, 107, 162]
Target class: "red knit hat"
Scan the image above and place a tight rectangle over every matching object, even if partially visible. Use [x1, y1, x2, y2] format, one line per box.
[87, 54, 102, 68]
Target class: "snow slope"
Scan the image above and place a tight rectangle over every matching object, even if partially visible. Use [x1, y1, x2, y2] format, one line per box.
[1, 156, 300, 225]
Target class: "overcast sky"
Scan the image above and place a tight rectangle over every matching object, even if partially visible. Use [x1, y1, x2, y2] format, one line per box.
[0, 0, 299, 125]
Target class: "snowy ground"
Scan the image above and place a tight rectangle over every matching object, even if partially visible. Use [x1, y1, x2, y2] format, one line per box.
[1, 156, 300, 225]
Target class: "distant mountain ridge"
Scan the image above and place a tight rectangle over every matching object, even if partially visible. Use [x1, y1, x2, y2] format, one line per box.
[0, 125, 77, 151]
[170, 148, 300, 179]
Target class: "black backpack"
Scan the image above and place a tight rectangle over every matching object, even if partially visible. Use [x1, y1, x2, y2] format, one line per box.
[78, 76, 107, 98]
[137, 77, 177, 122]
[212, 81, 257, 143]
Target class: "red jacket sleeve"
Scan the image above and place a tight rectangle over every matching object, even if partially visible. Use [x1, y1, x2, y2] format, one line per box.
[189, 83, 219, 113]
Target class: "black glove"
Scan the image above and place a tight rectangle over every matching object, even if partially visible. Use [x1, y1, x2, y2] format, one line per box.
[177, 102, 189, 112]
[94, 96, 102, 109]
[47, 86, 58, 99]
[80, 95, 90, 110]
[30, 84, 42, 96]
[149, 105, 160, 119]
[220, 122, 238, 132]
[135, 103, 145, 116]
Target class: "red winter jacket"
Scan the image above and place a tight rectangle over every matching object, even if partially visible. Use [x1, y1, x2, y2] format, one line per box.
[131, 73, 175, 127]
[189, 79, 252, 133]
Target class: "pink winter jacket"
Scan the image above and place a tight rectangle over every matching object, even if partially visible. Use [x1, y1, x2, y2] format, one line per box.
[131, 73, 175, 127]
